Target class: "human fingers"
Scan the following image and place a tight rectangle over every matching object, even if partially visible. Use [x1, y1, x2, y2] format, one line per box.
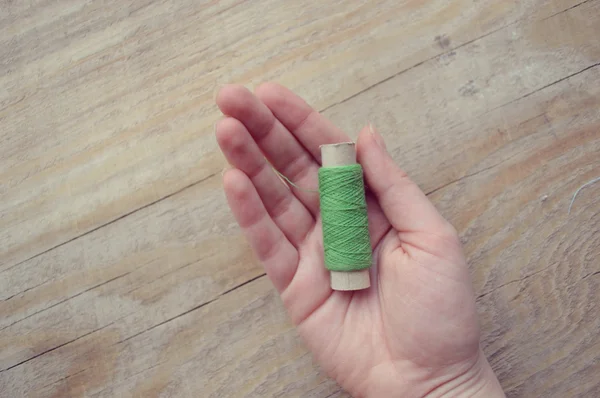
[217, 117, 314, 247]
[223, 168, 299, 292]
[217, 85, 321, 215]
[254, 82, 348, 163]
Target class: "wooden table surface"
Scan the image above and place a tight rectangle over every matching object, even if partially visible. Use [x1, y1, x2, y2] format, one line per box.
[1, 0, 599, 396]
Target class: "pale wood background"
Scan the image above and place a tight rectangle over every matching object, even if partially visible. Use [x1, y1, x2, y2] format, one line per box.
[1, 0, 599, 396]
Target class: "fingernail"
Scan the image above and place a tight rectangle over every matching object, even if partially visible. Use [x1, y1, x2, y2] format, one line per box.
[369, 123, 387, 150]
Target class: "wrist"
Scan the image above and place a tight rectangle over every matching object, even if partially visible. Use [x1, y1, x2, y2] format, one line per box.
[423, 350, 505, 398]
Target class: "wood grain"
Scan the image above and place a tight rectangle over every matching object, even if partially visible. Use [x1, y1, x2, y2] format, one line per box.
[0, 0, 584, 270]
[1, 0, 599, 396]
[435, 66, 600, 397]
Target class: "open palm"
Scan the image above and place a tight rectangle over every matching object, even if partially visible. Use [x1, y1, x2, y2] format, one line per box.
[216, 83, 498, 398]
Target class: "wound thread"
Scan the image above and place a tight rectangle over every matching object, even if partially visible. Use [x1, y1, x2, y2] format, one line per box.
[318, 164, 372, 272]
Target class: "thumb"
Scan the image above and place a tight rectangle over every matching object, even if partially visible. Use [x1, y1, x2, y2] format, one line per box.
[356, 125, 453, 236]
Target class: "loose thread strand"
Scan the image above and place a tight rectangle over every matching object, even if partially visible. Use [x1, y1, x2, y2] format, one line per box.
[568, 176, 600, 214]
[271, 165, 319, 193]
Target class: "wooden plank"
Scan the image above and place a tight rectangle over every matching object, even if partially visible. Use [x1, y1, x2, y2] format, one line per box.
[2, 0, 597, 374]
[0, 176, 265, 367]
[430, 70, 600, 397]
[2, 68, 598, 393]
[322, 0, 600, 293]
[0, 0, 584, 270]
[1, 277, 346, 397]
[324, 0, 600, 195]
[1, 1, 598, 396]
[2, 24, 599, 398]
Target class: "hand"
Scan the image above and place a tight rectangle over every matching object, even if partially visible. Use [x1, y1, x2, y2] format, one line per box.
[215, 83, 505, 398]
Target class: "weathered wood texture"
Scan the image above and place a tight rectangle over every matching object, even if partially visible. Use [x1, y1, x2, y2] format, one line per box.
[1, 0, 598, 396]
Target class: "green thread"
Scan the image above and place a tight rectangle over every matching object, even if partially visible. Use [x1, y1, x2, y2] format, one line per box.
[318, 164, 372, 272]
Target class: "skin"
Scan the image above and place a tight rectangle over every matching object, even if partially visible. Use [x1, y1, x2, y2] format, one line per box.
[215, 83, 505, 398]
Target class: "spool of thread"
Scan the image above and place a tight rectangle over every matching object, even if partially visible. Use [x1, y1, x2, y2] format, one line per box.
[319, 143, 371, 291]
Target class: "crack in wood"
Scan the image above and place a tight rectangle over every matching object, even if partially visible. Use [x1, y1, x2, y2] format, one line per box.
[476, 263, 556, 301]
[0, 321, 117, 374]
[0, 271, 132, 332]
[113, 273, 267, 346]
[2, 171, 219, 275]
